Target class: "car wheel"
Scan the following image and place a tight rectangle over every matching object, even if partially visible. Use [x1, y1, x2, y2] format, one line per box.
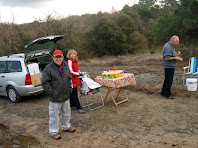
[7, 86, 22, 103]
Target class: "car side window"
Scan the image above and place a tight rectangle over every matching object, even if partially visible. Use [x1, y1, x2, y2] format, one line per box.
[7, 61, 22, 73]
[0, 61, 6, 73]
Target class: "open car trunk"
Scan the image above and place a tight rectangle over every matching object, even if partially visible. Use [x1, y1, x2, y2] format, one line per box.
[24, 35, 64, 85]
[25, 35, 64, 71]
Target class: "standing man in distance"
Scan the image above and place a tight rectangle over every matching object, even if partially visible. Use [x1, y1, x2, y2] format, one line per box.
[161, 35, 183, 99]
[42, 50, 76, 140]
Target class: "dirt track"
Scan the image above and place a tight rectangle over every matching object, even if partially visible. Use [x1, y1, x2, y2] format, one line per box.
[0, 53, 198, 148]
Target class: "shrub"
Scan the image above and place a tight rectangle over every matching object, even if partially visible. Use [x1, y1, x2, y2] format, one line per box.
[128, 31, 148, 54]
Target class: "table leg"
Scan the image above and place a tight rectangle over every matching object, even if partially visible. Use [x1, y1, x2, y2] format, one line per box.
[115, 88, 129, 105]
[115, 87, 122, 99]
[109, 90, 118, 106]
[122, 88, 129, 99]
[104, 87, 111, 103]
[104, 87, 129, 106]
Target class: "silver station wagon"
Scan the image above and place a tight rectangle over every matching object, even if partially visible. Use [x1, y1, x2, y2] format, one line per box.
[0, 35, 64, 103]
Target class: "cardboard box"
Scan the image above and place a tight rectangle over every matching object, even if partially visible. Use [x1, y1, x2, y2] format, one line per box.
[30, 73, 41, 86]
[27, 63, 41, 86]
[27, 63, 40, 75]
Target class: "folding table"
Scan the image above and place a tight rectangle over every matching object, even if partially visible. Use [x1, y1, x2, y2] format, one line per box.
[95, 73, 136, 106]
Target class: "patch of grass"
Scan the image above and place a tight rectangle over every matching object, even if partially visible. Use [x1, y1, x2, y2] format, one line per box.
[0, 123, 40, 147]
[18, 135, 40, 147]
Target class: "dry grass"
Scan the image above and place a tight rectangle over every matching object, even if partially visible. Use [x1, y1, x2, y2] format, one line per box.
[80, 53, 163, 67]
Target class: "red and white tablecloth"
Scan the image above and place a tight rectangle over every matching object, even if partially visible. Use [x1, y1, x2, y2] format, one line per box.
[95, 73, 136, 88]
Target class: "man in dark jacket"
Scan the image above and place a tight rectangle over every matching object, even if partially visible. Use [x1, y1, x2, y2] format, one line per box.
[42, 50, 76, 140]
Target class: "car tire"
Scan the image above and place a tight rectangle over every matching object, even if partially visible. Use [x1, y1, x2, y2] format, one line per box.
[7, 86, 22, 103]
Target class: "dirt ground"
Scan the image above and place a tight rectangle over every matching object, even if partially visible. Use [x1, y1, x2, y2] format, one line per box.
[0, 53, 198, 148]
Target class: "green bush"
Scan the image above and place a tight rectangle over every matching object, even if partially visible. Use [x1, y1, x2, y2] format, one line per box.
[128, 31, 148, 54]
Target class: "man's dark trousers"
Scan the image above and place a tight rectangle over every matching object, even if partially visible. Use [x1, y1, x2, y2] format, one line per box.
[161, 68, 175, 97]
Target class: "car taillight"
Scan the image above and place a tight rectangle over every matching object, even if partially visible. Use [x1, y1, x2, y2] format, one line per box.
[25, 73, 32, 85]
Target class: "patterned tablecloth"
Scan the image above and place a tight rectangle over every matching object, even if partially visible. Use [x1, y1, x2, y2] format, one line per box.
[95, 73, 136, 89]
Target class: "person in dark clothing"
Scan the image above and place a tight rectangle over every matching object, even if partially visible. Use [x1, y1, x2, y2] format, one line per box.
[42, 50, 76, 140]
[67, 49, 86, 114]
[161, 35, 183, 99]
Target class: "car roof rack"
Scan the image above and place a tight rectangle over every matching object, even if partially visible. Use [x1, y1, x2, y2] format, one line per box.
[7, 53, 25, 58]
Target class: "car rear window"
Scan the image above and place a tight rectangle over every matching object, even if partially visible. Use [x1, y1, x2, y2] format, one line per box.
[27, 41, 54, 53]
[0, 61, 6, 73]
[7, 61, 22, 73]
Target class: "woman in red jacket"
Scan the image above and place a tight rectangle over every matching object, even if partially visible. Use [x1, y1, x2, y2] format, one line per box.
[66, 49, 86, 114]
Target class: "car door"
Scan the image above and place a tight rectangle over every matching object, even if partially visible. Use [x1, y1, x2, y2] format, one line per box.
[6, 60, 24, 86]
[0, 61, 7, 95]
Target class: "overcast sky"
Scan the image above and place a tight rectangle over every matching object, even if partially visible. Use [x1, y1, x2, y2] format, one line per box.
[0, 0, 139, 24]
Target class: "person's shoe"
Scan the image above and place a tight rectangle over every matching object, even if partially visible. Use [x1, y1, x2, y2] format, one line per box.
[166, 96, 174, 99]
[51, 133, 61, 140]
[160, 93, 165, 97]
[77, 109, 86, 114]
[70, 107, 76, 110]
[63, 126, 76, 132]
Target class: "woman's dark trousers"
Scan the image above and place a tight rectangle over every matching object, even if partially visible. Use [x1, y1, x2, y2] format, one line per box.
[70, 88, 82, 109]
